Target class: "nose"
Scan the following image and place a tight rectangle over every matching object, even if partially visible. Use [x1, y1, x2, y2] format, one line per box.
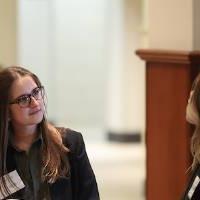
[30, 96, 39, 107]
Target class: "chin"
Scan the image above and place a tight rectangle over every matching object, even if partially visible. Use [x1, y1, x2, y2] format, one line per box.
[29, 114, 44, 124]
[186, 115, 198, 125]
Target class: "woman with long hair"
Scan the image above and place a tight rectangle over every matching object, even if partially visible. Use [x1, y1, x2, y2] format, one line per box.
[183, 74, 200, 199]
[0, 66, 99, 199]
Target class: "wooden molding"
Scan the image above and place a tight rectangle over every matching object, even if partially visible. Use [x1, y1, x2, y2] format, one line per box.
[135, 49, 200, 64]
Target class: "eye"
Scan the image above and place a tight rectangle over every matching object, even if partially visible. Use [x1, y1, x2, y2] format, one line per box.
[18, 95, 30, 105]
[32, 87, 41, 98]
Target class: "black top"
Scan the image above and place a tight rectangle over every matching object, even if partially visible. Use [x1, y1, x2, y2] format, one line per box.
[182, 165, 200, 200]
[5, 128, 100, 200]
[11, 136, 50, 199]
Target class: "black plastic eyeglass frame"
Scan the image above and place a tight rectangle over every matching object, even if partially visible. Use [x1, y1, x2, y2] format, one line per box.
[9, 86, 44, 108]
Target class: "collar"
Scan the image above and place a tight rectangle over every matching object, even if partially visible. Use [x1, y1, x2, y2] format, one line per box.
[8, 129, 43, 153]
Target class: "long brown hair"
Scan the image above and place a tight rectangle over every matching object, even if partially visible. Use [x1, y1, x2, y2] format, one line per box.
[0, 66, 69, 197]
[189, 73, 200, 169]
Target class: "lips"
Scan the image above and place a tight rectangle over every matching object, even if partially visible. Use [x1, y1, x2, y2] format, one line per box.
[29, 109, 41, 115]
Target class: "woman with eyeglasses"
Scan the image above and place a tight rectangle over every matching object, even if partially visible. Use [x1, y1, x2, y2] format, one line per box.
[0, 66, 99, 200]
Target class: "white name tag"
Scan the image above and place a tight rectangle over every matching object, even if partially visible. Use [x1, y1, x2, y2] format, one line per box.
[188, 175, 200, 199]
[0, 170, 25, 200]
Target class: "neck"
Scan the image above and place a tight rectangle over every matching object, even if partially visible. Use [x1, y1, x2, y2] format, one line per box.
[11, 125, 39, 151]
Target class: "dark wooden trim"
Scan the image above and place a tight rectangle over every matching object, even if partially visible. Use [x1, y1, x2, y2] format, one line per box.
[107, 131, 141, 143]
[136, 49, 200, 64]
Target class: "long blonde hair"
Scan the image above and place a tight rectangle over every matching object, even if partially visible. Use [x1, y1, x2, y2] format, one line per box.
[189, 73, 200, 169]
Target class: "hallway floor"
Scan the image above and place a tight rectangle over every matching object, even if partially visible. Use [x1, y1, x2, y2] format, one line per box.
[86, 141, 146, 200]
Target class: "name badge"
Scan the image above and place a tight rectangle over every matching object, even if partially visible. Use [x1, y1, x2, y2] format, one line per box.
[0, 170, 25, 200]
[188, 175, 200, 199]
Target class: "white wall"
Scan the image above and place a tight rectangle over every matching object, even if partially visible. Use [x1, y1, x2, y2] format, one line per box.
[17, 0, 56, 120]
[106, 0, 145, 134]
[17, 0, 145, 138]
[53, 0, 108, 129]
[17, 0, 108, 132]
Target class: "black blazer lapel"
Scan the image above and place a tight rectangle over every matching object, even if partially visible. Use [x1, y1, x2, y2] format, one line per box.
[49, 176, 72, 200]
[182, 165, 200, 200]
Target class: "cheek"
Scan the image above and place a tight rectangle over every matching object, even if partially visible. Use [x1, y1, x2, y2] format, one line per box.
[10, 108, 28, 121]
[186, 102, 199, 125]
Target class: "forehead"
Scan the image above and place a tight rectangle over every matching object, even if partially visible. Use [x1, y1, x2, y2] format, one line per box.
[10, 75, 37, 98]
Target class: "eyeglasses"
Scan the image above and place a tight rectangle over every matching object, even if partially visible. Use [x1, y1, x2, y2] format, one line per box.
[9, 86, 44, 108]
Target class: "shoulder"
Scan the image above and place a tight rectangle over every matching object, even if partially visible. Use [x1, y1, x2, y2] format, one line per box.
[182, 165, 200, 199]
[56, 127, 85, 154]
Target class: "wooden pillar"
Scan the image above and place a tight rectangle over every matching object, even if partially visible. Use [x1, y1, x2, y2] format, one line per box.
[136, 49, 200, 200]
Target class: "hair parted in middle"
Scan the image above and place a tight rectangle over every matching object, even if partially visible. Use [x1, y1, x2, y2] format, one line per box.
[0, 66, 70, 189]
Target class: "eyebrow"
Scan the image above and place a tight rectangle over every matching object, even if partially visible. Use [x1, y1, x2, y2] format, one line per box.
[13, 86, 39, 100]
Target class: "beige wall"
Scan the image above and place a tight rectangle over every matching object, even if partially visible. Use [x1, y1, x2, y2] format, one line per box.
[148, 0, 193, 50]
[0, 0, 17, 65]
[122, 0, 145, 132]
[193, 0, 200, 50]
[106, 0, 145, 134]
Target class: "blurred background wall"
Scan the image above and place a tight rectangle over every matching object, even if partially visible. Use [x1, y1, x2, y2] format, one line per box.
[0, 0, 147, 199]
[15, 0, 146, 141]
[0, 0, 17, 65]
[2, 0, 200, 199]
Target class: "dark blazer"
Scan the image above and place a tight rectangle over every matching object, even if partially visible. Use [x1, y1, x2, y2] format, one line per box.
[6, 128, 100, 200]
[182, 165, 200, 200]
